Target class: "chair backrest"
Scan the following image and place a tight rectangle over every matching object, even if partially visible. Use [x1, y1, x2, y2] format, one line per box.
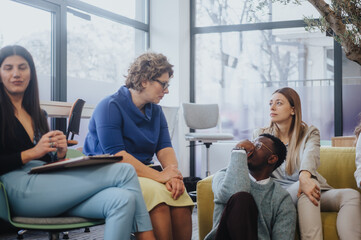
[331, 136, 356, 147]
[66, 99, 86, 140]
[182, 103, 219, 130]
[161, 106, 179, 140]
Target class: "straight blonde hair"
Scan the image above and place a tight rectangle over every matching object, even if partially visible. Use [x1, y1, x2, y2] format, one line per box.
[268, 87, 307, 175]
[355, 115, 361, 139]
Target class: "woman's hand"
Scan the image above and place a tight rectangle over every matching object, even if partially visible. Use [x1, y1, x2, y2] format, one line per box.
[22, 131, 67, 164]
[158, 165, 183, 183]
[50, 130, 67, 159]
[165, 178, 185, 200]
[298, 170, 321, 206]
[30, 131, 59, 159]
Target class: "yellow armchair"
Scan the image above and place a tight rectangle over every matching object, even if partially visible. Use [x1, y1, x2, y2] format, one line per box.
[197, 147, 359, 240]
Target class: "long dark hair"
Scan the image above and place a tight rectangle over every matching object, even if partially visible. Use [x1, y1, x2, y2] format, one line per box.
[0, 45, 48, 144]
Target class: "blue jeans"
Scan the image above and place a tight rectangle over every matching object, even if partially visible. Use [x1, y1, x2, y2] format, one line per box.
[1, 161, 152, 240]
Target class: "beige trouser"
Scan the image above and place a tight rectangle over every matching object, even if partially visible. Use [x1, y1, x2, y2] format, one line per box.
[287, 179, 361, 240]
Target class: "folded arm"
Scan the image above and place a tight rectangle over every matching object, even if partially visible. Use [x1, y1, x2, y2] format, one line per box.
[212, 150, 251, 204]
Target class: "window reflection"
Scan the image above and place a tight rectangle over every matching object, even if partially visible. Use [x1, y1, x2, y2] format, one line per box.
[195, 28, 335, 140]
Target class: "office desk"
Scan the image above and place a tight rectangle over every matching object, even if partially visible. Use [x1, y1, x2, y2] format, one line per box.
[40, 101, 95, 119]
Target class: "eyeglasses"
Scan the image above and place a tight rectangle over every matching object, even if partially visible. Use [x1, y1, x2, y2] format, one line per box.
[152, 79, 170, 90]
[252, 141, 274, 155]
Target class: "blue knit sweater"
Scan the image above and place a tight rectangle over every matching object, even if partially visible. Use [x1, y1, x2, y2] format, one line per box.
[205, 150, 296, 240]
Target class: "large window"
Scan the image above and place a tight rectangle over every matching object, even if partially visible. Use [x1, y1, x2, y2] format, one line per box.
[66, 5, 148, 145]
[67, 11, 147, 105]
[342, 54, 361, 136]
[0, 0, 52, 100]
[1, 0, 148, 104]
[195, 0, 319, 26]
[191, 0, 358, 176]
[81, 0, 147, 22]
[0, 0, 149, 145]
[195, 28, 334, 140]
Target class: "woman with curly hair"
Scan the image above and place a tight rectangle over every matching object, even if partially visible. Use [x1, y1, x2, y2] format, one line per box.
[84, 52, 193, 240]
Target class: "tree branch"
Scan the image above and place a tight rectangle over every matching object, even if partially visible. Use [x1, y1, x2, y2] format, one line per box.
[308, 0, 361, 65]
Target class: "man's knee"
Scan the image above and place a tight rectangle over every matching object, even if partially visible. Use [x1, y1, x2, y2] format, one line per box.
[228, 192, 257, 209]
[230, 192, 254, 202]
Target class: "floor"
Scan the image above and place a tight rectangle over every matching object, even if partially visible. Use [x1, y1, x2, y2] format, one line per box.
[0, 206, 199, 240]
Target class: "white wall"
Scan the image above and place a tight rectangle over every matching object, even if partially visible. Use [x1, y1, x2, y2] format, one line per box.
[150, 0, 191, 176]
[200, 141, 238, 178]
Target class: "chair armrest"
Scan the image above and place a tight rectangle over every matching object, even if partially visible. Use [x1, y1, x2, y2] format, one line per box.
[197, 176, 214, 240]
[67, 140, 78, 147]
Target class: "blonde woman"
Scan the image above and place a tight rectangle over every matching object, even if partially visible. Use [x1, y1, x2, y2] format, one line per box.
[254, 87, 361, 240]
[354, 117, 361, 188]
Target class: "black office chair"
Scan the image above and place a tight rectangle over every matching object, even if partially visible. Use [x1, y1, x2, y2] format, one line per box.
[66, 99, 85, 147]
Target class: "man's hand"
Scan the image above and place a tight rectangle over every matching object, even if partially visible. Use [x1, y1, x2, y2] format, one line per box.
[165, 178, 185, 200]
[235, 139, 255, 158]
[298, 170, 321, 206]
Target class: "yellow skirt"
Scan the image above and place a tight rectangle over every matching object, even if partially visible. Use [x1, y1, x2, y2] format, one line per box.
[138, 177, 194, 211]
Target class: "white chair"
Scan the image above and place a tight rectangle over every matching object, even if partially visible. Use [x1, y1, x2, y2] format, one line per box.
[182, 103, 233, 176]
[151, 106, 179, 169]
[161, 106, 179, 140]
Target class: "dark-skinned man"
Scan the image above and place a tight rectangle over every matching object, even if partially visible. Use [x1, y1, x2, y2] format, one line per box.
[205, 133, 296, 240]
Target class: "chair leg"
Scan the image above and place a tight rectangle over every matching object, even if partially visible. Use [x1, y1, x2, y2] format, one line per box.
[62, 232, 69, 239]
[48, 232, 60, 240]
[204, 143, 212, 176]
[17, 229, 27, 239]
[84, 227, 90, 232]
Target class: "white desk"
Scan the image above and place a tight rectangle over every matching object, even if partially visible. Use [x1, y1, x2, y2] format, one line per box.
[40, 101, 95, 119]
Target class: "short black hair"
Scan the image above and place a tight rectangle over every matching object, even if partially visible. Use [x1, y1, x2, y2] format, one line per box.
[260, 133, 287, 170]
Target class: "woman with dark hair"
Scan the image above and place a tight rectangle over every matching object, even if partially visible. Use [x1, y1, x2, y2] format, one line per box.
[254, 87, 361, 240]
[84, 52, 193, 240]
[0, 45, 154, 240]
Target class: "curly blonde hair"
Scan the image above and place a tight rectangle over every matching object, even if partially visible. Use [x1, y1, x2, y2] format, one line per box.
[125, 52, 173, 91]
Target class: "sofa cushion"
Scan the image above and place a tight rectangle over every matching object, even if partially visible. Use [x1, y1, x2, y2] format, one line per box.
[318, 147, 359, 192]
